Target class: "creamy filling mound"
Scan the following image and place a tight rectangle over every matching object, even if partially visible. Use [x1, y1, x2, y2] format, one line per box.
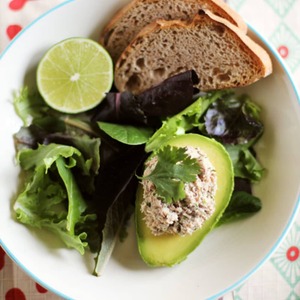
[140, 146, 217, 236]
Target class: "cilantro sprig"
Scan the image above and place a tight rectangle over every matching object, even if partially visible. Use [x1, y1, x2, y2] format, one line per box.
[141, 145, 201, 203]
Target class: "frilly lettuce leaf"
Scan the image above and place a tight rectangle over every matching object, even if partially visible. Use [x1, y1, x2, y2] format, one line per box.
[14, 143, 98, 254]
[13, 87, 49, 126]
[145, 91, 224, 152]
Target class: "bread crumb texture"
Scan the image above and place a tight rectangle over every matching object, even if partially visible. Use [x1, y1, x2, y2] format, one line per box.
[101, 0, 245, 63]
[114, 14, 265, 94]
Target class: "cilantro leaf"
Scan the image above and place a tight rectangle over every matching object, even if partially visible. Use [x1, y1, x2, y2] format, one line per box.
[142, 146, 201, 203]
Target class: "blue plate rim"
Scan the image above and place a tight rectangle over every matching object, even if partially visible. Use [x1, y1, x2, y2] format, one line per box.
[209, 22, 300, 300]
[0, 2, 300, 300]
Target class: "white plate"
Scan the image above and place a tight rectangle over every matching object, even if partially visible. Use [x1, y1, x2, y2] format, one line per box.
[1, 0, 300, 299]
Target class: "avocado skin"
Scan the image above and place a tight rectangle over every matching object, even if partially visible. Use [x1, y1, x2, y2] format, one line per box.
[135, 133, 234, 267]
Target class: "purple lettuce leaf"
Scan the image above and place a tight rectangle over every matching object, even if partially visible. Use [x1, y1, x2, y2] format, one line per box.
[92, 70, 199, 127]
[203, 93, 263, 145]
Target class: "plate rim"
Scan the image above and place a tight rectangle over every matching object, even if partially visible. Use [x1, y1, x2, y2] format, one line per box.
[0, 1, 300, 299]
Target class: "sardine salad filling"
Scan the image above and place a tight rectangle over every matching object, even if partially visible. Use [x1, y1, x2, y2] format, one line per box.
[140, 146, 217, 236]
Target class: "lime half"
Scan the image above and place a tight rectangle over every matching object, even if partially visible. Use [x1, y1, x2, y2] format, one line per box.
[37, 37, 113, 114]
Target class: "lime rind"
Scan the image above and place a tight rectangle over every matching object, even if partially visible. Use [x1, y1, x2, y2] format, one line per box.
[37, 37, 113, 114]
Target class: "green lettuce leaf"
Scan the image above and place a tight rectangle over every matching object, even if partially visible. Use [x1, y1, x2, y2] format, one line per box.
[56, 156, 88, 235]
[145, 91, 224, 152]
[14, 143, 98, 254]
[17, 143, 81, 171]
[225, 145, 264, 182]
[218, 191, 262, 226]
[97, 122, 153, 145]
[13, 87, 49, 126]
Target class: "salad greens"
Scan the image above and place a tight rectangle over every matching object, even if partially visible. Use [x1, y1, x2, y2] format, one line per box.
[12, 71, 264, 276]
[92, 70, 198, 127]
[97, 122, 153, 145]
[225, 145, 264, 182]
[203, 93, 263, 145]
[144, 91, 226, 152]
[200, 93, 264, 182]
[199, 93, 264, 182]
[218, 189, 262, 226]
[15, 143, 97, 254]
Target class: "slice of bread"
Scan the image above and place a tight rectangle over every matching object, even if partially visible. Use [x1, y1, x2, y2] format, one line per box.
[100, 0, 247, 63]
[114, 10, 272, 95]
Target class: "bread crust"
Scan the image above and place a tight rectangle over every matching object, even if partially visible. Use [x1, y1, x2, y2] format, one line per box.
[205, 10, 272, 76]
[100, 0, 247, 62]
[114, 11, 272, 94]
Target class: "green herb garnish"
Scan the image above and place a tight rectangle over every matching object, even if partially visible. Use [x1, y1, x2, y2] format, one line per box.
[141, 145, 201, 203]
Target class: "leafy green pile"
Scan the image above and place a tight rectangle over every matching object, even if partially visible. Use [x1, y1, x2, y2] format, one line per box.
[15, 144, 97, 254]
[12, 72, 264, 275]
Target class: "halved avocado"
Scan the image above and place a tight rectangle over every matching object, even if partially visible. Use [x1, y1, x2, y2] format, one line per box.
[135, 133, 234, 266]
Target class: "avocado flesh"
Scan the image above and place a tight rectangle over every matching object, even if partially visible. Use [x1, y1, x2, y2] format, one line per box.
[136, 133, 234, 266]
